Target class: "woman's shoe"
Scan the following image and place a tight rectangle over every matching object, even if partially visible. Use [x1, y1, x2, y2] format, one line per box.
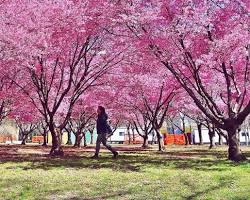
[90, 155, 99, 159]
[113, 151, 118, 159]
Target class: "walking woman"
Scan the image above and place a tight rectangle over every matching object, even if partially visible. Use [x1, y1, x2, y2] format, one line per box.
[91, 106, 118, 159]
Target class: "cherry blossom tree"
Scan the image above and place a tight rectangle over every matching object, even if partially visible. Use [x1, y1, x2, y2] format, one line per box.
[1, 0, 124, 155]
[0, 67, 13, 124]
[108, 50, 179, 149]
[116, 0, 250, 161]
[133, 78, 176, 151]
[66, 98, 95, 148]
[9, 94, 41, 145]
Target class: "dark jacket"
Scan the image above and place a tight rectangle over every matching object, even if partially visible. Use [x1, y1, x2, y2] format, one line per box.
[97, 113, 109, 135]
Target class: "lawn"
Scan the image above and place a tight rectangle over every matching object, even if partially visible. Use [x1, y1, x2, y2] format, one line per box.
[0, 145, 249, 200]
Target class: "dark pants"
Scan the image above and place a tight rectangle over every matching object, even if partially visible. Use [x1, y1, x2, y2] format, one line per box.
[95, 134, 116, 156]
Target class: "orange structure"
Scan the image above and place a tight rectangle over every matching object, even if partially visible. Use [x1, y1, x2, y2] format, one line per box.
[164, 134, 185, 145]
[31, 136, 44, 143]
[0, 134, 17, 143]
[124, 134, 143, 144]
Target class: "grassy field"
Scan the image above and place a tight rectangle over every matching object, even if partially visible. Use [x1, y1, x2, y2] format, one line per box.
[0, 144, 249, 200]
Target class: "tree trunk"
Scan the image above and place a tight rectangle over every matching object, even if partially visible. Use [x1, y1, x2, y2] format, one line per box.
[217, 128, 229, 145]
[182, 120, 189, 145]
[218, 134, 222, 145]
[21, 137, 26, 145]
[142, 135, 148, 148]
[21, 132, 27, 145]
[197, 123, 203, 145]
[184, 132, 189, 145]
[83, 134, 87, 147]
[74, 133, 82, 148]
[246, 131, 249, 146]
[127, 125, 131, 145]
[227, 128, 247, 162]
[18, 131, 22, 141]
[237, 128, 241, 146]
[224, 135, 229, 145]
[132, 128, 135, 143]
[42, 130, 47, 146]
[156, 129, 164, 151]
[208, 130, 215, 149]
[151, 130, 155, 145]
[66, 131, 72, 145]
[187, 132, 192, 145]
[49, 126, 64, 156]
[73, 134, 77, 147]
[156, 131, 161, 151]
[90, 130, 94, 145]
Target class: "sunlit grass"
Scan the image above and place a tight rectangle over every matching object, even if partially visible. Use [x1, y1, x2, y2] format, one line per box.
[0, 145, 249, 200]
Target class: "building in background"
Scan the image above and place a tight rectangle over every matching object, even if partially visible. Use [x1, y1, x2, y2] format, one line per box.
[0, 118, 19, 143]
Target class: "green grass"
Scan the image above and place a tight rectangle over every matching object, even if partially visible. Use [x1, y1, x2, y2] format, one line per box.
[0, 145, 250, 200]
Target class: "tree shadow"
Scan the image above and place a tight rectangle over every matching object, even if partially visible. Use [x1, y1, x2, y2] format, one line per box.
[0, 145, 249, 173]
[80, 190, 131, 200]
[183, 177, 235, 200]
[44, 190, 131, 200]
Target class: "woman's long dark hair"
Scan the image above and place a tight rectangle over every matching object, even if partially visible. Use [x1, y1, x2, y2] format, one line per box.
[98, 106, 106, 115]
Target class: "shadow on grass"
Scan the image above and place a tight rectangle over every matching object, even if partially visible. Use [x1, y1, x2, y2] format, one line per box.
[44, 189, 131, 200]
[184, 178, 234, 200]
[81, 190, 131, 200]
[0, 145, 249, 173]
[1, 154, 249, 173]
